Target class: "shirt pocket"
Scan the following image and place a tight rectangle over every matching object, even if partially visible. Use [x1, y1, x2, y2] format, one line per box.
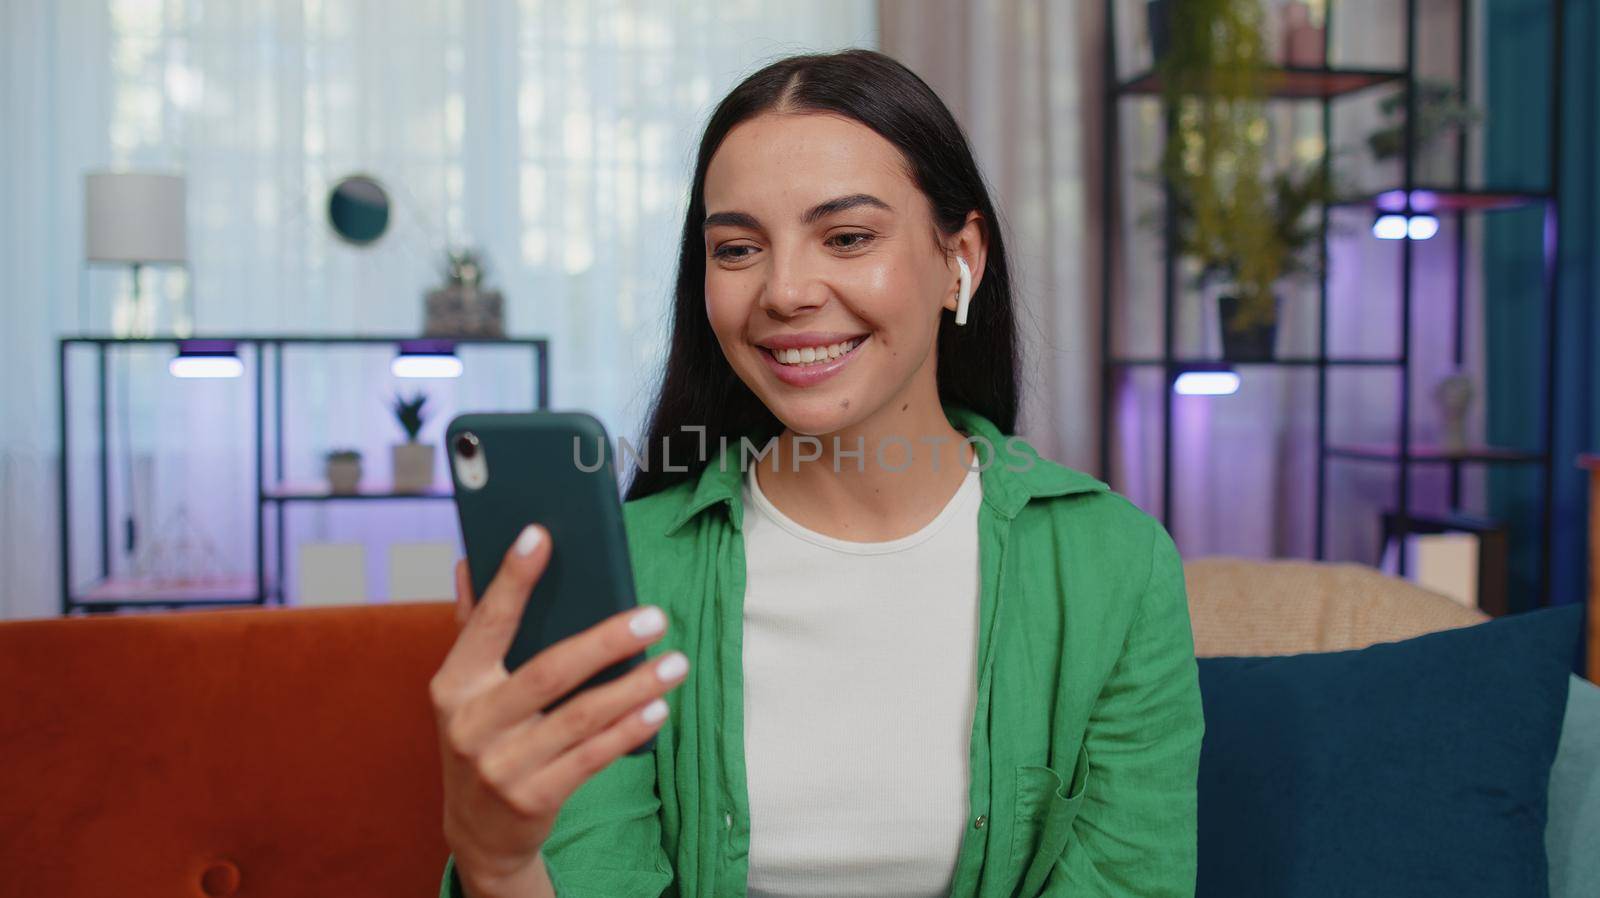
[1009, 742, 1089, 896]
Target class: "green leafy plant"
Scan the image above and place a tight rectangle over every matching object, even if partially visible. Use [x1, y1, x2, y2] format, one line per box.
[1155, 0, 1282, 332]
[1167, 158, 1342, 294]
[392, 391, 429, 443]
[1367, 79, 1483, 162]
[441, 246, 489, 287]
[325, 448, 362, 462]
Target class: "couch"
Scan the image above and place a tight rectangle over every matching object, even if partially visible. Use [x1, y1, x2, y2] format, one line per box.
[0, 601, 458, 895]
[0, 561, 1589, 896]
[1185, 556, 1597, 898]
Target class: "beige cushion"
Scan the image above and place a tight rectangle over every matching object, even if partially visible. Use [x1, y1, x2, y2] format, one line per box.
[1183, 556, 1489, 658]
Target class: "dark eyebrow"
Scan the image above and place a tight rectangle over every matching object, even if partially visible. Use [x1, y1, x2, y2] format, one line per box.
[702, 193, 894, 233]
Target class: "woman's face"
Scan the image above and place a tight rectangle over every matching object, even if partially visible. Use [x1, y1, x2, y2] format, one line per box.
[701, 111, 983, 437]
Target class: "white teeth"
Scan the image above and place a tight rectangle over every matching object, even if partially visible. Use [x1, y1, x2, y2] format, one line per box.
[771, 337, 862, 366]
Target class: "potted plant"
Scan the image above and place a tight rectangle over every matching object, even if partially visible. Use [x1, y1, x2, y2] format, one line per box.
[1149, 0, 1332, 361]
[1366, 78, 1483, 164]
[1168, 159, 1339, 360]
[424, 245, 505, 338]
[325, 448, 363, 495]
[391, 391, 435, 493]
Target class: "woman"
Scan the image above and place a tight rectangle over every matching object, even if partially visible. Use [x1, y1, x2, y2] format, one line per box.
[431, 48, 1203, 898]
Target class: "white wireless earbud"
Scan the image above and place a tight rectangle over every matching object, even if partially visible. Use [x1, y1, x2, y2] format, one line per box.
[954, 257, 973, 326]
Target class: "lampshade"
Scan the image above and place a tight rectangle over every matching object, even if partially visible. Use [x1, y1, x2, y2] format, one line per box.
[84, 172, 187, 264]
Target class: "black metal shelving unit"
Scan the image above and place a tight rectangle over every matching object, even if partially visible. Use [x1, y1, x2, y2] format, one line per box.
[58, 334, 548, 614]
[1097, 0, 1563, 605]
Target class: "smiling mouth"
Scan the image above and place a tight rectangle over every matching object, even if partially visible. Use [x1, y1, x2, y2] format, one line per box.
[760, 336, 868, 367]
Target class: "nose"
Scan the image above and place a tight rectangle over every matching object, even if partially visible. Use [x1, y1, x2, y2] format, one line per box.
[758, 245, 826, 319]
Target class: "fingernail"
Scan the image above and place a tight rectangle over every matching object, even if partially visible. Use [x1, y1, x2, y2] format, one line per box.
[629, 605, 666, 638]
[640, 698, 668, 724]
[513, 524, 543, 556]
[655, 651, 688, 682]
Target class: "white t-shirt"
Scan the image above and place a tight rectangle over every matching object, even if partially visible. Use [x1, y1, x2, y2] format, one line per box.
[740, 462, 984, 898]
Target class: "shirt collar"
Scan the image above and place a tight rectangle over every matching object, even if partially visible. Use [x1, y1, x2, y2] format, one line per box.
[661, 400, 1108, 537]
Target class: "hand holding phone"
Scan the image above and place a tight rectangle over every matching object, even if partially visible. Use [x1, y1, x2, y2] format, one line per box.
[431, 411, 689, 895]
[429, 525, 688, 897]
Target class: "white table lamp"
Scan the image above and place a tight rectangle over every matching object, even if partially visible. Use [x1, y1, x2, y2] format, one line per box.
[84, 171, 188, 335]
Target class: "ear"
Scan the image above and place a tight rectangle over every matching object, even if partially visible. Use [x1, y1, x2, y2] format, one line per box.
[942, 211, 988, 313]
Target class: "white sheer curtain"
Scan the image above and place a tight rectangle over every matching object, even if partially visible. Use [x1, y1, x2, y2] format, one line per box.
[879, 0, 1106, 469]
[0, 0, 877, 619]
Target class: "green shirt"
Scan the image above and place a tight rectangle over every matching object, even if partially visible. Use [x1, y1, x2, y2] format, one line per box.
[442, 401, 1203, 897]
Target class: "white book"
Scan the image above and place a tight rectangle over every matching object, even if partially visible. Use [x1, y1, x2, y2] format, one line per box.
[296, 542, 368, 606]
[387, 541, 456, 602]
[1380, 532, 1480, 609]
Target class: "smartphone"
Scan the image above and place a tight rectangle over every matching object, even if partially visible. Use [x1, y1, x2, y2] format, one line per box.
[446, 410, 655, 754]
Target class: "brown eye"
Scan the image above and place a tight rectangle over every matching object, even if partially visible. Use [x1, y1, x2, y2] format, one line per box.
[714, 245, 756, 261]
[828, 233, 874, 250]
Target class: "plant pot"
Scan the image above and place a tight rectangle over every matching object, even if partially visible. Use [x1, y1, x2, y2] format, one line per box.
[1273, 1, 1324, 67]
[1147, 0, 1171, 63]
[392, 442, 436, 493]
[326, 458, 362, 495]
[1217, 294, 1280, 362]
[424, 285, 506, 338]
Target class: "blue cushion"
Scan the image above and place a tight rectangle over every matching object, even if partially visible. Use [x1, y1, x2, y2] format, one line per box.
[1548, 674, 1600, 898]
[1196, 604, 1582, 898]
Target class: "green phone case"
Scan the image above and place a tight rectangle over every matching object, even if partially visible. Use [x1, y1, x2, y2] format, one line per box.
[446, 410, 654, 755]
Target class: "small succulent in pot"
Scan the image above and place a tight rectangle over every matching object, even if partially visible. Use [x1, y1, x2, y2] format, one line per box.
[390, 391, 436, 493]
[425, 245, 504, 337]
[324, 448, 363, 494]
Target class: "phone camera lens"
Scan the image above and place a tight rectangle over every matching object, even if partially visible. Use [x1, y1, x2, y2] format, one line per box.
[455, 432, 479, 459]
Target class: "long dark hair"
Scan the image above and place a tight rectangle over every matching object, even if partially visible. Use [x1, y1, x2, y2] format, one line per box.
[624, 48, 1019, 502]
